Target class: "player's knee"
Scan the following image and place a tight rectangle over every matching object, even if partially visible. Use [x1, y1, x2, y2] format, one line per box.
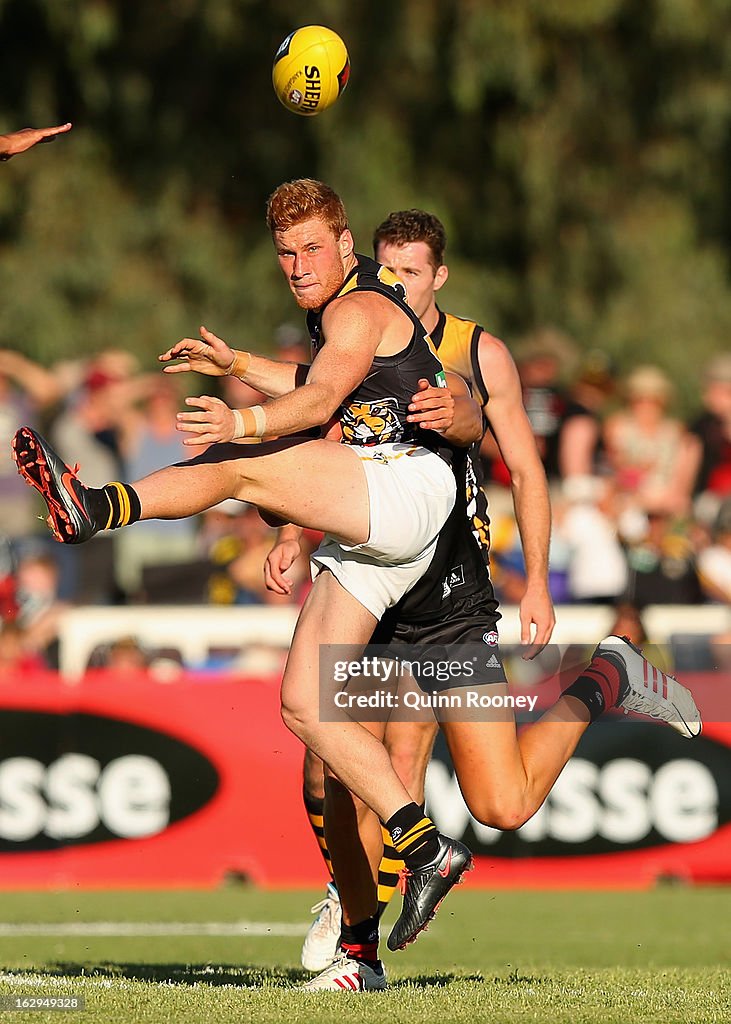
[468, 797, 530, 832]
[387, 746, 426, 801]
[280, 697, 315, 740]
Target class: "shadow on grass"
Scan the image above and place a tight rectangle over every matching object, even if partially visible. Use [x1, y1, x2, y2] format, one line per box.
[37, 963, 305, 988]
[38, 963, 488, 990]
[392, 973, 485, 988]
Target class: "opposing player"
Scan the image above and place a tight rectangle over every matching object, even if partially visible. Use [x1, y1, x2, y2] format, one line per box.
[274, 210, 702, 990]
[0, 122, 72, 160]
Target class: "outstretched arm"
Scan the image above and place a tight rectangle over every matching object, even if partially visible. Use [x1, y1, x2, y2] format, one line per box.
[0, 123, 72, 160]
[0, 349, 62, 407]
[159, 326, 307, 397]
[478, 332, 555, 655]
[176, 293, 382, 445]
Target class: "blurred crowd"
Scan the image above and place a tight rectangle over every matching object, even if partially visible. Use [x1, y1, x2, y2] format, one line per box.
[1, 325, 731, 673]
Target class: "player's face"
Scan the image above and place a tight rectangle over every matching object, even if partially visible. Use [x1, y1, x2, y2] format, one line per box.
[375, 240, 443, 319]
[274, 218, 353, 310]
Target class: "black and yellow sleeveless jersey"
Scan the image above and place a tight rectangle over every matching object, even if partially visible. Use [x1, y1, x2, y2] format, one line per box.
[388, 307, 497, 624]
[432, 307, 491, 566]
[430, 307, 489, 409]
[306, 254, 448, 449]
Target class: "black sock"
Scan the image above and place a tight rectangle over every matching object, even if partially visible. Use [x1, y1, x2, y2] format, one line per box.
[564, 653, 626, 722]
[385, 802, 440, 869]
[86, 482, 142, 531]
[340, 913, 380, 966]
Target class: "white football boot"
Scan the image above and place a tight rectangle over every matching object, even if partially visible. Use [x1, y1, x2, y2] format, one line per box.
[301, 882, 342, 972]
[301, 952, 387, 992]
[593, 635, 702, 738]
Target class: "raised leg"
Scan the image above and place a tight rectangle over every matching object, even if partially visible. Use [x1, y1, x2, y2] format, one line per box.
[134, 438, 371, 546]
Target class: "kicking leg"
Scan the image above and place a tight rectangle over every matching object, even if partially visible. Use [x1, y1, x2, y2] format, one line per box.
[13, 430, 370, 546]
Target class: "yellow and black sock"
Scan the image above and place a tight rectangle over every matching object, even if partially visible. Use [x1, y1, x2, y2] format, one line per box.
[304, 792, 402, 913]
[86, 482, 141, 532]
[377, 826, 404, 916]
[385, 802, 440, 869]
[303, 790, 334, 880]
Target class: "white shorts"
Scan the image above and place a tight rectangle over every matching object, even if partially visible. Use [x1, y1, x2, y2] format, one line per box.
[311, 444, 456, 619]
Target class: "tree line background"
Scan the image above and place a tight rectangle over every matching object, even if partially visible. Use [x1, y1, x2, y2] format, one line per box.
[2, 0, 731, 411]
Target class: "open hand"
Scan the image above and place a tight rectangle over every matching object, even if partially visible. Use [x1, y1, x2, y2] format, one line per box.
[160, 326, 235, 377]
[0, 123, 72, 159]
[176, 395, 235, 445]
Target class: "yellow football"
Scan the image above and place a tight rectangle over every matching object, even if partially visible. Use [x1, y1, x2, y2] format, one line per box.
[273, 25, 350, 116]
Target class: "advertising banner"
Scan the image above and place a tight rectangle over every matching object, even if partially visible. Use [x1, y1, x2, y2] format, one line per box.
[0, 670, 728, 888]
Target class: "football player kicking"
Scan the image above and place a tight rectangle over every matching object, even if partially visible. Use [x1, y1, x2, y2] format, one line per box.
[13, 180, 483, 956]
[270, 210, 702, 991]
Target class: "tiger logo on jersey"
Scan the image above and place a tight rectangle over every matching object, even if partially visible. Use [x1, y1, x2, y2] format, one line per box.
[341, 397, 403, 445]
[466, 454, 491, 555]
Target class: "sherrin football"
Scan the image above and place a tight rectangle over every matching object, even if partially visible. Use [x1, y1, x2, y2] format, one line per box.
[273, 25, 350, 116]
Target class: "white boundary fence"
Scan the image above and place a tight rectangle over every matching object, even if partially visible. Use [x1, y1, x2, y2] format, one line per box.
[56, 603, 731, 680]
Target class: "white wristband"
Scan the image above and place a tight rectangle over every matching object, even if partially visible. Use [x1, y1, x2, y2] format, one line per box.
[231, 405, 266, 439]
[231, 408, 247, 439]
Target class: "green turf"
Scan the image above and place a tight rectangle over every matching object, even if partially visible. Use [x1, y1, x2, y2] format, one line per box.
[0, 887, 728, 1023]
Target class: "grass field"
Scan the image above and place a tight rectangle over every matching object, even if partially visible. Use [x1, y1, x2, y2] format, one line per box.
[0, 886, 728, 1023]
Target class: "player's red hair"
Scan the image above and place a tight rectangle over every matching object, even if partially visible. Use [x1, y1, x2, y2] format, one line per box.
[266, 179, 349, 238]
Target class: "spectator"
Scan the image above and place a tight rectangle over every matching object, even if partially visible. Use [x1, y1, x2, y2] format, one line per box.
[0, 349, 61, 542]
[49, 352, 141, 605]
[607, 602, 648, 647]
[202, 501, 308, 607]
[100, 636, 150, 672]
[515, 328, 574, 482]
[554, 475, 628, 604]
[606, 601, 674, 674]
[689, 354, 731, 515]
[558, 352, 616, 480]
[14, 551, 69, 668]
[479, 327, 574, 489]
[0, 537, 16, 621]
[623, 511, 704, 607]
[274, 321, 311, 365]
[697, 498, 731, 604]
[604, 365, 697, 517]
[0, 621, 46, 672]
[113, 376, 199, 599]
